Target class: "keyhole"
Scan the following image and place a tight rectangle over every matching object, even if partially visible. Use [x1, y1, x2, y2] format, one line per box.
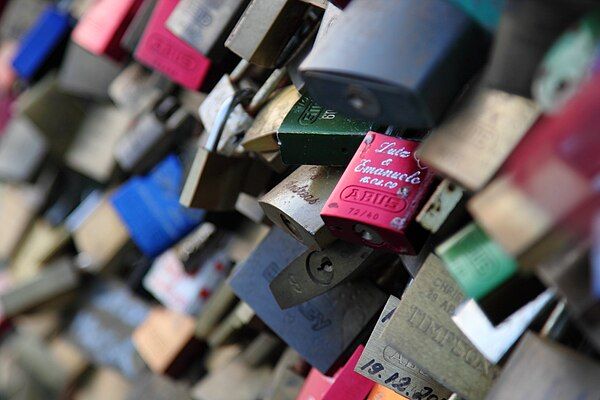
[318, 257, 333, 273]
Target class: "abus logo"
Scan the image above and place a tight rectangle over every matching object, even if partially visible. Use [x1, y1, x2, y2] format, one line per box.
[148, 34, 197, 70]
[341, 186, 406, 212]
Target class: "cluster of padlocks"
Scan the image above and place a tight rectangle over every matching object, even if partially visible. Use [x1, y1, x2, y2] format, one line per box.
[0, 0, 598, 399]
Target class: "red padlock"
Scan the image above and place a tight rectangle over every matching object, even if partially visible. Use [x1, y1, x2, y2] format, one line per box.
[134, 0, 211, 90]
[72, 0, 144, 60]
[321, 130, 434, 254]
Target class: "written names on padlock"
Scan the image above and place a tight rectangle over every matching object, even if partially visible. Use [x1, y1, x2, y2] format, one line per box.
[321, 131, 435, 254]
[259, 165, 342, 250]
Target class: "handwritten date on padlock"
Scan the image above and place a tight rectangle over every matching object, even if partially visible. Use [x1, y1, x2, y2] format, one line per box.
[321, 132, 434, 254]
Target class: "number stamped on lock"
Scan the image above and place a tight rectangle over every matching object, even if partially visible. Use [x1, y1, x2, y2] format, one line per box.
[355, 296, 451, 400]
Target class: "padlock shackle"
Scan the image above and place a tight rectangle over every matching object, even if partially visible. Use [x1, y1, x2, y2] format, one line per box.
[204, 89, 255, 152]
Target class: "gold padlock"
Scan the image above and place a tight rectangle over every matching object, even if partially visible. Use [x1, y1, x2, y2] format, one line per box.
[180, 89, 255, 211]
[259, 165, 342, 249]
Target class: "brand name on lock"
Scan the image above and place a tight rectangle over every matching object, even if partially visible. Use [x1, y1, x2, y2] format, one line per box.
[148, 34, 198, 70]
[340, 186, 406, 212]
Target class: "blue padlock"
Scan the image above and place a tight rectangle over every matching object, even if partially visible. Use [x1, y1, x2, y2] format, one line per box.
[11, 4, 74, 80]
[111, 154, 205, 258]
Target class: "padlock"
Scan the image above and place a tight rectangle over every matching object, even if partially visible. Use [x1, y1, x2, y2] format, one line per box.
[134, 0, 211, 90]
[447, 0, 505, 31]
[322, 346, 375, 400]
[67, 281, 150, 378]
[17, 73, 88, 158]
[485, 333, 600, 400]
[241, 85, 300, 152]
[470, 72, 600, 260]
[195, 282, 238, 341]
[452, 290, 554, 363]
[65, 103, 135, 182]
[415, 179, 465, 234]
[286, 1, 340, 92]
[0, 257, 79, 318]
[300, 0, 489, 128]
[114, 96, 196, 174]
[206, 301, 257, 348]
[0, 116, 48, 182]
[0, 178, 55, 264]
[11, 2, 74, 81]
[9, 332, 88, 397]
[225, 0, 321, 68]
[229, 228, 386, 373]
[43, 169, 100, 227]
[355, 296, 452, 399]
[436, 223, 519, 303]
[166, 0, 249, 58]
[8, 218, 69, 282]
[381, 254, 501, 400]
[71, 0, 144, 60]
[108, 63, 172, 114]
[199, 62, 287, 156]
[259, 165, 342, 249]
[180, 90, 255, 211]
[438, 223, 549, 326]
[111, 154, 205, 258]
[132, 306, 201, 377]
[71, 194, 133, 272]
[143, 240, 232, 315]
[532, 11, 600, 113]
[57, 41, 123, 100]
[321, 130, 435, 254]
[269, 240, 391, 309]
[417, 86, 540, 192]
[485, 0, 590, 98]
[120, 0, 157, 53]
[277, 94, 372, 166]
[296, 368, 335, 400]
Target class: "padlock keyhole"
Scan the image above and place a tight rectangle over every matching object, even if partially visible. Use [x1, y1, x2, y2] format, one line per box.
[319, 257, 333, 273]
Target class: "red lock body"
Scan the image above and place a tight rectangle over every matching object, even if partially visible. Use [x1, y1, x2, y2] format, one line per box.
[321, 132, 434, 254]
[134, 0, 211, 90]
[72, 0, 143, 60]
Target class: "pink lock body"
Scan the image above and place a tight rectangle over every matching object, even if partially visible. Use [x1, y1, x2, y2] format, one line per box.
[134, 0, 211, 89]
[321, 132, 434, 254]
[72, 0, 143, 60]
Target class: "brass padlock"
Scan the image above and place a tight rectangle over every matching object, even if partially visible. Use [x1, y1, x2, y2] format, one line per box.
[269, 239, 392, 309]
[180, 90, 254, 211]
[241, 85, 300, 152]
[200, 61, 288, 156]
[259, 165, 342, 250]
[225, 0, 321, 68]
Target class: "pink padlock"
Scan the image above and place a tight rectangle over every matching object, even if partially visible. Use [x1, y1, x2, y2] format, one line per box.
[322, 345, 374, 400]
[321, 131, 434, 254]
[134, 0, 211, 90]
[72, 0, 143, 60]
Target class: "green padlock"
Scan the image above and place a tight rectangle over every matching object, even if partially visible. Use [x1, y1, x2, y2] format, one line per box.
[436, 223, 518, 301]
[277, 95, 372, 166]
